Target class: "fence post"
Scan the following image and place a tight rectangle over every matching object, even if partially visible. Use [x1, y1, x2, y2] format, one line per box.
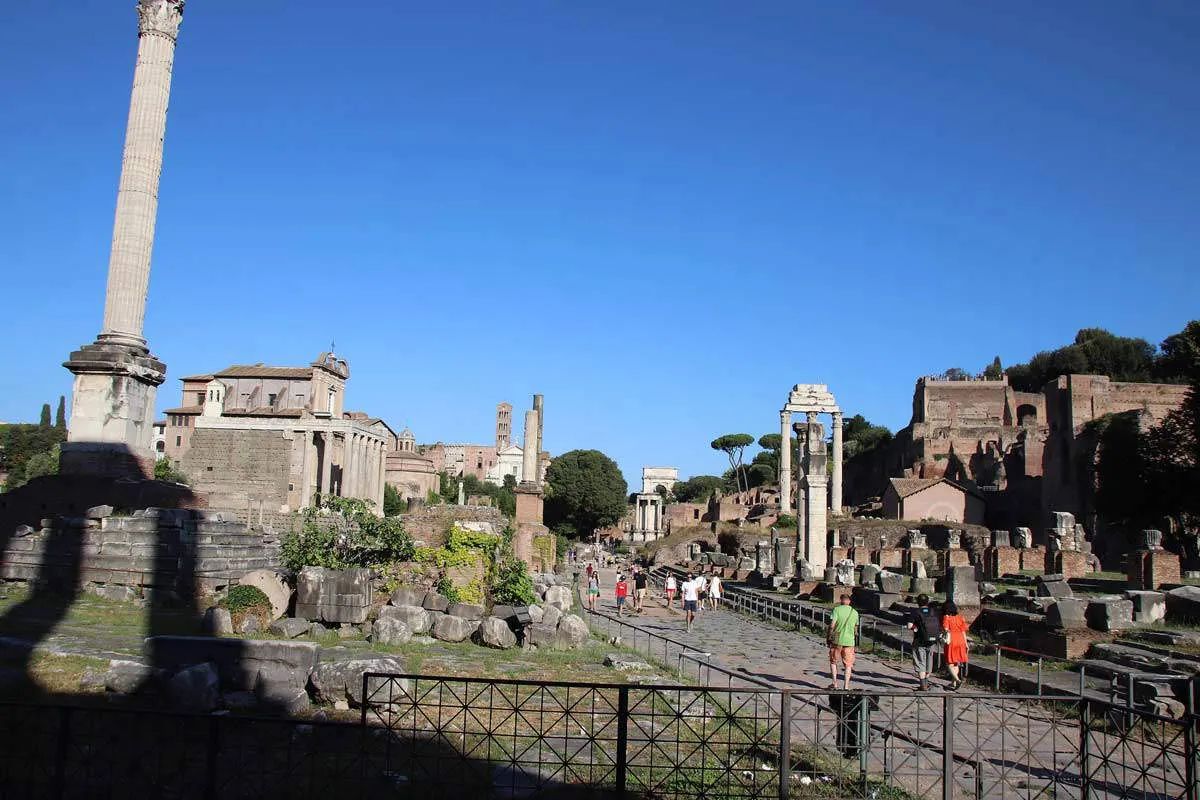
[779, 690, 792, 800]
[53, 706, 71, 800]
[206, 713, 220, 800]
[943, 695, 954, 800]
[1185, 713, 1197, 800]
[616, 686, 629, 794]
[994, 647, 1001, 691]
[1036, 658, 1043, 696]
[1080, 699, 1092, 800]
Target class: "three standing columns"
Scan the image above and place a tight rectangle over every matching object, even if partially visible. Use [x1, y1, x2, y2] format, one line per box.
[778, 411, 792, 517]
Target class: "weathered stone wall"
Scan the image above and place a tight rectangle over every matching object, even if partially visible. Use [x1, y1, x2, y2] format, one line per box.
[397, 504, 507, 547]
[181, 428, 292, 513]
[1, 507, 278, 592]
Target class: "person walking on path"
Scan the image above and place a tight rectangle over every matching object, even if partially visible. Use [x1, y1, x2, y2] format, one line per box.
[664, 574, 677, 609]
[681, 572, 700, 632]
[827, 593, 859, 690]
[633, 568, 648, 613]
[615, 575, 629, 617]
[906, 594, 941, 691]
[586, 571, 601, 612]
[708, 574, 722, 609]
[942, 600, 970, 690]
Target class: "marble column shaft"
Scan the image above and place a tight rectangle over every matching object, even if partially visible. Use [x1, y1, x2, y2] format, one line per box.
[101, 1, 185, 348]
[779, 410, 792, 517]
[521, 409, 539, 484]
[831, 411, 843, 513]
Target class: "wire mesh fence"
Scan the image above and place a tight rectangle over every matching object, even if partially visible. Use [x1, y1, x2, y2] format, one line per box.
[0, 675, 1194, 799]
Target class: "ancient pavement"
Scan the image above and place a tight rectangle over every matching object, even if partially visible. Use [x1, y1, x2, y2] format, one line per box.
[586, 566, 1189, 800]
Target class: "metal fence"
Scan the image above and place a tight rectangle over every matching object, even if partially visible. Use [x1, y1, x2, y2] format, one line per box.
[0, 675, 1194, 799]
[360, 672, 1199, 800]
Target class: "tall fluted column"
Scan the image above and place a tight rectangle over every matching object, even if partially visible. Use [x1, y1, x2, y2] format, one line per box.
[521, 409, 539, 485]
[61, 0, 183, 478]
[831, 412, 844, 514]
[779, 410, 792, 517]
[100, 0, 185, 348]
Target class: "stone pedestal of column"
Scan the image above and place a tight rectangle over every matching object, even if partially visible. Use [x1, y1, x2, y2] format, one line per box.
[515, 485, 544, 526]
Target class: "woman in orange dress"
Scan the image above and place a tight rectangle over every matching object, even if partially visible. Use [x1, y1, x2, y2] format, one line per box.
[941, 601, 970, 690]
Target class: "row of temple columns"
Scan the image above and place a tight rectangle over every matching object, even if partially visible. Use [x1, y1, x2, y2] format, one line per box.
[346, 432, 385, 506]
[778, 409, 842, 517]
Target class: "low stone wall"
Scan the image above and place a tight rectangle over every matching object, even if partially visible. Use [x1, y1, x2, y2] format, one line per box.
[397, 505, 507, 547]
[1, 507, 279, 593]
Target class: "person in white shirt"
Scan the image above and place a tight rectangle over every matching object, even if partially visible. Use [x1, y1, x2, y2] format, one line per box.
[681, 573, 700, 632]
[664, 573, 677, 609]
[708, 575, 722, 609]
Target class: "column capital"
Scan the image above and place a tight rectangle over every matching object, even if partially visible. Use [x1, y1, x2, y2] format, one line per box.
[138, 0, 185, 41]
[832, 411, 843, 425]
[780, 409, 792, 424]
[806, 410, 818, 423]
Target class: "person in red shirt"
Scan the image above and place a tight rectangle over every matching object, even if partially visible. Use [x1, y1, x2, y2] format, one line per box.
[614, 575, 629, 617]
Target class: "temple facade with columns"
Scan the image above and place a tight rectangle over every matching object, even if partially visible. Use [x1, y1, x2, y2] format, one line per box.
[165, 353, 394, 514]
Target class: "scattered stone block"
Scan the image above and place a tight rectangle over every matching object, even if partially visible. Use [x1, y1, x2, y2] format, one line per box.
[1085, 597, 1134, 632]
[553, 614, 590, 650]
[448, 603, 484, 621]
[909, 578, 936, 596]
[797, 559, 815, 581]
[1046, 598, 1088, 629]
[1165, 586, 1200, 624]
[544, 585, 572, 611]
[168, 663, 219, 713]
[527, 604, 545, 624]
[295, 567, 370, 624]
[337, 625, 360, 639]
[146, 636, 319, 697]
[371, 617, 412, 646]
[991, 530, 1011, 548]
[422, 593, 451, 613]
[310, 658, 408, 707]
[389, 586, 424, 607]
[432, 614, 477, 643]
[308, 622, 330, 638]
[474, 617, 518, 649]
[238, 617, 262, 635]
[542, 605, 564, 630]
[853, 589, 901, 614]
[911, 559, 928, 579]
[860, 564, 881, 588]
[14, 524, 34, 538]
[203, 607, 233, 635]
[269, 618, 310, 639]
[946, 566, 980, 606]
[604, 654, 653, 671]
[1036, 575, 1072, 598]
[86, 505, 114, 520]
[379, 604, 431, 634]
[105, 660, 156, 694]
[877, 571, 904, 594]
[526, 623, 558, 648]
[238, 570, 292, 620]
[1126, 591, 1166, 624]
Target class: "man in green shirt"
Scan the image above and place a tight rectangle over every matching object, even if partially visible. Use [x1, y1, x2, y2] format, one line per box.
[827, 593, 859, 690]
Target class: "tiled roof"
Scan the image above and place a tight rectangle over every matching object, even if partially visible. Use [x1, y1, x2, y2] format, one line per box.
[224, 407, 306, 418]
[214, 365, 312, 379]
[163, 406, 202, 415]
[889, 476, 985, 500]
[888, 478, 941, 498]
[179, 374, 214, 382]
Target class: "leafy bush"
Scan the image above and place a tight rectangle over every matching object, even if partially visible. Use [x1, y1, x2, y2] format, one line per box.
[775, 514, 797, 529]
[154, 457, 189, 485]
[492, 556, 536, 605]
[279, 495, 415, 572]
[222, 585, 270, 613]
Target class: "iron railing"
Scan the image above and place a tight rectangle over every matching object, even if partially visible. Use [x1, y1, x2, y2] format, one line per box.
[1, 675, 1195, 799]
[361, 672, 1200, 800]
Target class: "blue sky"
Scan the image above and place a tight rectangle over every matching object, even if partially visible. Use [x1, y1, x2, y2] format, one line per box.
[2, 1, 1198, 487]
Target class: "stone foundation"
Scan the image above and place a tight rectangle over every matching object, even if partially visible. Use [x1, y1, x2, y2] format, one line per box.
[849, 547, 871, 566]
[1020, 547, 1045, 573]
[1046, 551, 1091, 579]
[940, 549, 971, 571]
[1128, 550, 1181, 590]
[903, 548, 933, 574]
[829, 546, 849, 564]
[873, 548, 903, 569]
[0, 508, 278, 593]
[984, 546, 1022, 580]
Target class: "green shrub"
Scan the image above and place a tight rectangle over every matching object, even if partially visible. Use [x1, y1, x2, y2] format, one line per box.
[492, 556, 536, 605]
[278, 495, 415, 572]
[775, 514, 797, 529]
[222, 585, 270, 613]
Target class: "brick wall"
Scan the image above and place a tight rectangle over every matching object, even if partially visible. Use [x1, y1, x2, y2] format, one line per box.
[181, 428, 292, 512]
[397, 505, 507, 547]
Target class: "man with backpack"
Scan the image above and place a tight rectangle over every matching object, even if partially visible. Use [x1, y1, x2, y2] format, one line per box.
[907, 594, 941, 691]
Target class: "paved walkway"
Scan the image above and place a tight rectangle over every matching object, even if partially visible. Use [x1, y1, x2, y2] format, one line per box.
[584, 565, 1189, 800]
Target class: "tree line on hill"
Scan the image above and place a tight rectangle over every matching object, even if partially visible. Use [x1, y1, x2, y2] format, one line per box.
[938, 322, 1198, 393]
[0, 398, 67, 491]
